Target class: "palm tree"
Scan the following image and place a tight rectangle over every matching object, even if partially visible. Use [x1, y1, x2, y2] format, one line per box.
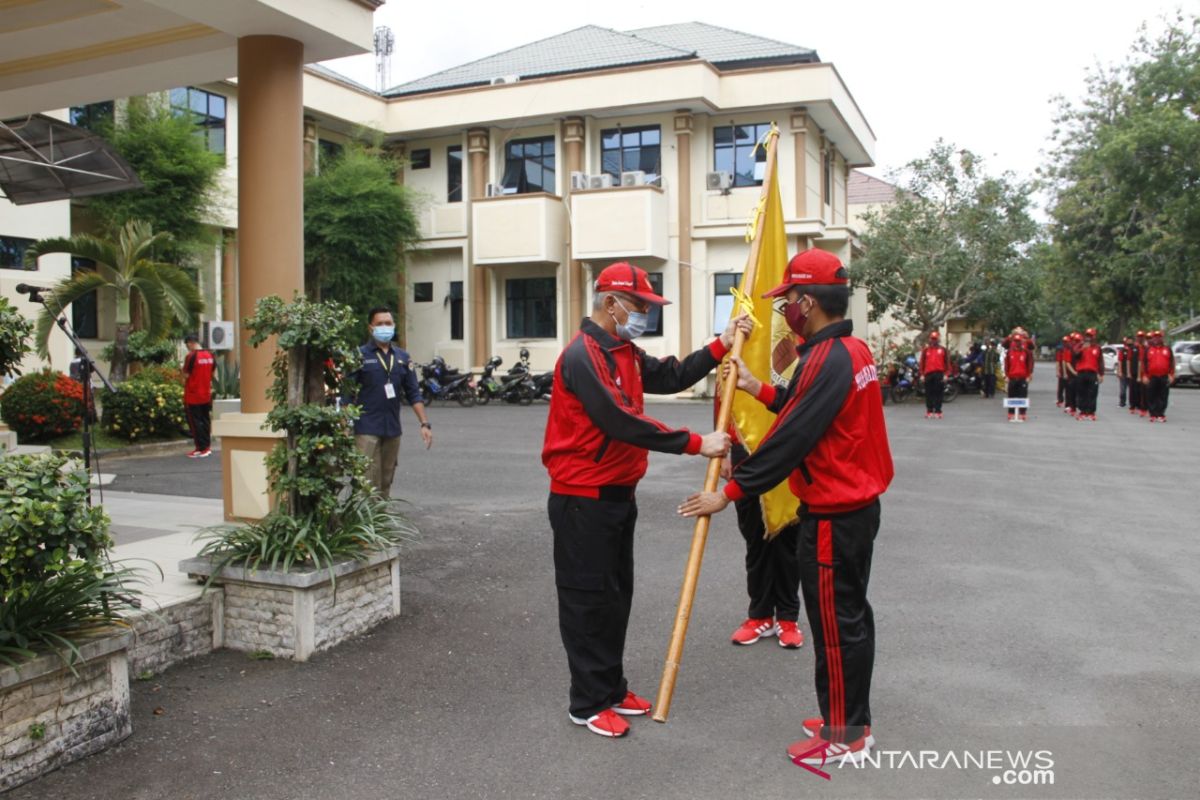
[25, 220, 204, 383]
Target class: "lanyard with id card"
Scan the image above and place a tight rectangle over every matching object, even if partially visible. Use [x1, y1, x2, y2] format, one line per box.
[381, 350, 397, 399]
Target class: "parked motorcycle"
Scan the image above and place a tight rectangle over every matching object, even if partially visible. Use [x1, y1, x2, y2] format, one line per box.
[474, 355, 504, 405]
[418, 356, 476, 407]
[889, 356, 918, 404]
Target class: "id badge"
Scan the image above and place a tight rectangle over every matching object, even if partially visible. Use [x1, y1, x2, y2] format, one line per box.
[384, 382, 396, 400]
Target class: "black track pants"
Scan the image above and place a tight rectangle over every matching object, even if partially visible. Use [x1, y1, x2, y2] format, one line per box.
[1129, 378, 1143, 411]
[798, 500, 880, 745]
[735, 494, 800, 621]
[1146, 377, 1170, 417]
[925, 372, 945, 413]
[1008, 378, 1028, 418]
[549, 493, 636, 718]
[186, 403, 212, 451]
[1077, 371, 1098, 415]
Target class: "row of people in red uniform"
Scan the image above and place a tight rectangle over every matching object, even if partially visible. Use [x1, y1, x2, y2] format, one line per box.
[1113, 330, 1176, 422]
[916, 330, 1034, 422]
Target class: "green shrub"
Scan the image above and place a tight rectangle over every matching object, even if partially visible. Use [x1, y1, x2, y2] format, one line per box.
[100, 373, 187, 441]
[0, 453, 111, 600]
[0, 296, 33, 377]
[100, 330, 179, 366]
[0, 370, 83, 442]
[127, 364, 184, 386]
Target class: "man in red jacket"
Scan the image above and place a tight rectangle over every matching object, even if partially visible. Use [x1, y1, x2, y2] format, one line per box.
[1004, 333, 1033, 422]
[542, 262, 745, 739]
[1130, 330, 1148, 416]
[1075, 328, 1104, 421]
[1142, 330, 1175, 422]
[919, 331, 948, 419]
[679, 249, 893, 766]
[182, 333, 215, 457]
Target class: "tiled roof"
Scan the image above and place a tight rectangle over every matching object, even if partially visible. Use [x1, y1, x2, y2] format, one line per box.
[383, 25, 694, 97]
[848, 170, 900, 205]
[383, 22, 817, 97]
[627, 22, 817, 66]
[305, 63, 376, 94]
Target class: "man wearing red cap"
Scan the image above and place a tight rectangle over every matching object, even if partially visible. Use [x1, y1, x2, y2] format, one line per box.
[1004, 333, 1033, 422]
[1063, 332, 1083, 415]
[1129, 330, 1148, 416]
[679, 249, 893, 766]
[1075, 328, 1104, 421]
[918, 331, 948, 419]
[542, 261, 747, 739]
[1142, 330, 1175, 422]
[1055, 335, 1071, 408]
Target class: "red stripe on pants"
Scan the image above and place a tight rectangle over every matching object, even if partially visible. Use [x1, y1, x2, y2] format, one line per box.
[818, 519, 846, 741]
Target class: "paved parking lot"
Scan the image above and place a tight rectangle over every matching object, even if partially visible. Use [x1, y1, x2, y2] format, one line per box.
[16, 377, 1199, 799]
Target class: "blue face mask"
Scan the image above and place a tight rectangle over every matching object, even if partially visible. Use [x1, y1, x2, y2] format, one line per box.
[372, 326, 395, 343]
[612, 298, 648, 341]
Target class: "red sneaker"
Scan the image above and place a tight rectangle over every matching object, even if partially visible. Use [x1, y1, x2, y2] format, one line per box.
[789, 727, 874, 766]
[935, 412, 943, 419]
[800, 718, 876, 748]
[731, 617, 775, 645]
[195, 449, 212, 458]
[569, 708, 630, 737]
[775, 620, 804, 648]
[612, 691, 652, 716]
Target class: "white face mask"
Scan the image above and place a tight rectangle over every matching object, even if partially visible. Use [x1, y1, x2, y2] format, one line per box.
[611, 298, 649, 340]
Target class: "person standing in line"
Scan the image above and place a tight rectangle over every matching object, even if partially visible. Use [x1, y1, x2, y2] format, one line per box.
[1142, 330, 1175, 422]
[982, 338, 1000, 399]
[1055, 335, 1070, 408]
[542, 262, 743, 739]
[1063, 332, 1082, 416]
[1117, 335, 1134, 409]
[919, 331, 948, 419]
[1129, 330, 1148, 417]
[182, 333, 215, 458]
[344, 307, 433, 499]
[1074, 328, 1104, 421]
[1004, 333, 1033, 422]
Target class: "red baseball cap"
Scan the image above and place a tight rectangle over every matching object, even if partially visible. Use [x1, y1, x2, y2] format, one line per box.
[594, 262, 670, 306]
[929, 331, 940, 340]
[1136, 329, 1146, 337]
[762, 249, 848, 298]
[1085, 327, 1097, 337]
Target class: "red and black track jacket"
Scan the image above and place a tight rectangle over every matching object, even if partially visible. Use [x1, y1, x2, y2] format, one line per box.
[1005, 347, 1033, 380]
[1145, 345, 1174, 378]
[542, 318, 728, 497]
[919, 344, 948, 375]
[1075, 344, 1103, 374]
[721, 321, 894, 516]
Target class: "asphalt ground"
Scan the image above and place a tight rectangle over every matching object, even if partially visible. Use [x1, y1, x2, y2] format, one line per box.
[14, 377, 1200, 800]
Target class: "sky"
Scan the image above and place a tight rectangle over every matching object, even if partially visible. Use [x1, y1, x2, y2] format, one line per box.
[322, 0, 1192, 191]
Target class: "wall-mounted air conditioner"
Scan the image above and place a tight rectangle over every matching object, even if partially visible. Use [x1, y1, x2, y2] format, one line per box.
[706, 171, 733, 191]
[203, 320, 234, 351]
[485, 183, 504, 197]
[588, 174, 614, 189]
[489, 75, 520, 85]
[620, 171, 646, 187]
[570, 172, 589, 191]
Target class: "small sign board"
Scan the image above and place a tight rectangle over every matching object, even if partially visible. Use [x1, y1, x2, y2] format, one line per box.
[1004, 398, 1030, 409]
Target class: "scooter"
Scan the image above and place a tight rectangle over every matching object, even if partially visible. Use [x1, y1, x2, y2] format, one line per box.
[418, 356, 476, 407]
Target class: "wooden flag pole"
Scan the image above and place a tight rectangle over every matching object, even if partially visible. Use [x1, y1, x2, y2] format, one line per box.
[653, 127, 780, 723]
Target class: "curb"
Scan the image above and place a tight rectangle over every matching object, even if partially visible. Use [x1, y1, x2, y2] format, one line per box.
[57, 438, 197, 460]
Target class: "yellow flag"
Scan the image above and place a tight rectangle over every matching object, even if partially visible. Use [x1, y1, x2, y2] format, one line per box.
[728, 128, 799, 537]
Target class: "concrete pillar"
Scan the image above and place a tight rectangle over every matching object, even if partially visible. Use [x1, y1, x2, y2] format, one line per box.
[303, 116, 318, 175]
[790, 110, 808, 219]
[562, 116, 585, 335]
[674, 111, 694, 353]
[467, 128, 490, 365]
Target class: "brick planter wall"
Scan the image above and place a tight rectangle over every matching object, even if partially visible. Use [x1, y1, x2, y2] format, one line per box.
[0, 632, 132, 792]
[127, 593, 223, 678]
[179, 548, 401, 661]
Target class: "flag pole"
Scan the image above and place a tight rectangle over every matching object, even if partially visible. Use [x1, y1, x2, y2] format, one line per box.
[653, 126, 781, 723]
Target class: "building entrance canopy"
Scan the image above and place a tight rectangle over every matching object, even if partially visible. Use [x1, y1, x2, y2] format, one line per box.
[0, 114, 141, 205]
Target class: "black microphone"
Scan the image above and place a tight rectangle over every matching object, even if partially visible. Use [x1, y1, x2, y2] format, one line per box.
[15, 283, 48, 295]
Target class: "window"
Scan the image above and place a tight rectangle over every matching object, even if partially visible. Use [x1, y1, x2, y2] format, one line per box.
[318, 139, 344, 164]
[69, 101, 113, 132]
[506, 277, 556, 338]
[713, 123, 770, 187]
[409, 148, 431, 169]
[447, 145, 463, 203]
[449, 281, 463, 340]
[645, 272, 664, 336]
[713, 272, 743, 334]
[413, 282, 433, 302]
[823, 150, 833, 206]
[0, 236, 36, 270]
[502, 136, 555, 194]
[170, 87, 226, 155]
[600, 125, 661, 182]
[71, 258, 98, 339]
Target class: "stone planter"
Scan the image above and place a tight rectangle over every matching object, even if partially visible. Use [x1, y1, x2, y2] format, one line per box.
[0, 631, 133, 792]
[211, 398, 241, 421]
[178, 548, 401, 662]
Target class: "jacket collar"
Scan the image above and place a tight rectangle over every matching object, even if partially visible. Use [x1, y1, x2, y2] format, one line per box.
[799, 319, 853, 354]
[581, 317, 628, 351]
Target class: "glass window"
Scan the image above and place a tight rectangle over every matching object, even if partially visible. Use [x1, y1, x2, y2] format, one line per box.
[410, 148, 431, 169]
[823, 150, 833, 205]
[449, 281, 463, 340]
[0, 236, 36, 270]
[713, 123, 770, 187]
[502, 136, 556, 194]
[71, 258, 98, 339]
[599, 125, 661, 182]
[318, 139, 344, 165]
[713, 272, 743, 334]
[506, 277, 556, 338]
[413, 282, 433, 302]
[644, 272, 664, 336]
[170, 87, 226, 156]
[447, 145, 463, 203]
[69, 101, 113, 132]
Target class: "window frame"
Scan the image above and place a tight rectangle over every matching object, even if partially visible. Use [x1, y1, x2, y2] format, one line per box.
[413, 282, 434, 303]
[713, 123, 770, 188]
[712, 272, 743, 335]
[644, 272, 664, 337]
[0, 235, 36, 271]
[448, 280, 464, 340]
[409, 148, 431, 169]
[70, 257, 99, 339]
[169, 86, 226, 157]
[599, 125, 662, 183]
[505, 276, 557, 339]
[502, 135, 557, 195]
[447, 145, 463, 203]
[69, 101, 114, 132]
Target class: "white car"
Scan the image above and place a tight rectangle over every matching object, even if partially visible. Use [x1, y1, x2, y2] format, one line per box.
[1101, 344, 1123, 374]
[1174, 341, 1200, 386]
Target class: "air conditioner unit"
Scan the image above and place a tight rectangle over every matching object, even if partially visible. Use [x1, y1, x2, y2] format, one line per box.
[203, 320, 234, 351]
[706, 171, 733, 191]
[588, 174, 614, 189]
[570, 171, 589, 191]
[620, 170, 646, 187]
[485, 183, 504, 197]
[489, 75, 520, 85]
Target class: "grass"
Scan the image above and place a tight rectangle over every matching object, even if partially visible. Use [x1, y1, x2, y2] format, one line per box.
[47, 429, 185, 453]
